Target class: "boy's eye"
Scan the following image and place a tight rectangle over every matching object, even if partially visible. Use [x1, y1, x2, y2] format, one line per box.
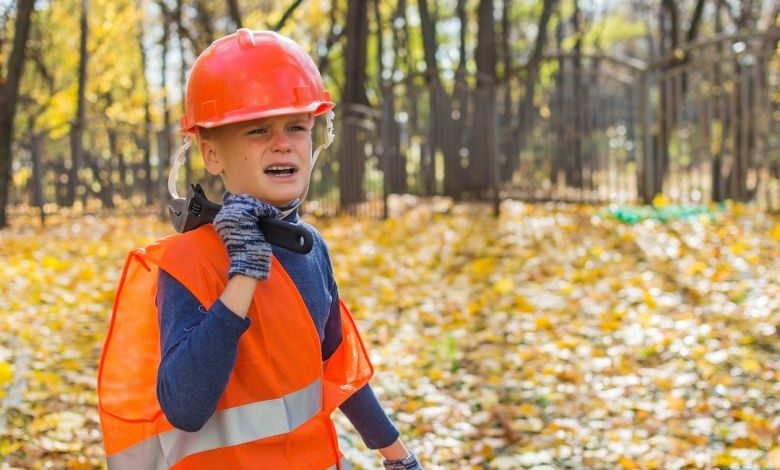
[248, 128, 267, 135]
[289, 125, 307, 132]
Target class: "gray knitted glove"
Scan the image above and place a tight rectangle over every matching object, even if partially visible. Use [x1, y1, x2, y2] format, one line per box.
[383, 453, 422, 470]
[213, 192, 281, 280]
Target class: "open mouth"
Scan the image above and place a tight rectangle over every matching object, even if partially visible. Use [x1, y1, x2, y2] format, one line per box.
[264, 165, 298, 176]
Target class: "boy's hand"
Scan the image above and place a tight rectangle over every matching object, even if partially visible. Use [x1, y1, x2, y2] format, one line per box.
[383, 453, 423, 470]
[213, 192, 281, 280]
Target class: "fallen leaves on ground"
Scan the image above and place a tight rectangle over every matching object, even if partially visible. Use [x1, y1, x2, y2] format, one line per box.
[0, 201, 778, 469]
[0, 211, 164, 469]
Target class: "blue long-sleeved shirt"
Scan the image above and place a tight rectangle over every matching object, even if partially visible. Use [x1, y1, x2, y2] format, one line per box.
[154, 210, 399, 449]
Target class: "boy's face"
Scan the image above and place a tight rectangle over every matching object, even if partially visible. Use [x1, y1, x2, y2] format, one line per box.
[199, 113, 314, 207]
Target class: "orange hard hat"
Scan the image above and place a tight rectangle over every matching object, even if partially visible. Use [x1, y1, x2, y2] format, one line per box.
[180, 29, 334, 135]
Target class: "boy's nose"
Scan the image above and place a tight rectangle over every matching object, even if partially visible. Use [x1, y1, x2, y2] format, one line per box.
[270, 130, 292, 152]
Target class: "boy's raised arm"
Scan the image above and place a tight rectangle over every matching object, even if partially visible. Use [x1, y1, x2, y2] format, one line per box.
[157, 192, 282, 430]
[156, 270, 252, 431]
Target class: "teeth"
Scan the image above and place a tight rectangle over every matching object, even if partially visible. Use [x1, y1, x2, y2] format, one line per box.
[265, 165, 296, 176]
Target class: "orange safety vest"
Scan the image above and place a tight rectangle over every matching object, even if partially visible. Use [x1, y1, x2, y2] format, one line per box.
[97, 224, 374, 469]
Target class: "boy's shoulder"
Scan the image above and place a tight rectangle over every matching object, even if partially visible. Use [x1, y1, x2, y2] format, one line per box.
[291, 219, 335, 266]
[160, 224, 221, 249]
[136, 225, 223, 267]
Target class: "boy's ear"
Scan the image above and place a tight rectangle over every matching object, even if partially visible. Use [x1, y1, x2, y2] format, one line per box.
[199, 135, 223, 176]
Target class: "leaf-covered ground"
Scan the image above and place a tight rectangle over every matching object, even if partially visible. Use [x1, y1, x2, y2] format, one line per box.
[0, 202, 778, 469]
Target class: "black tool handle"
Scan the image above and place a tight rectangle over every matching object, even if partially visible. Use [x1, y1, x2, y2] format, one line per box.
[170, 184, 313, 254]
[259, 217, 314, 254]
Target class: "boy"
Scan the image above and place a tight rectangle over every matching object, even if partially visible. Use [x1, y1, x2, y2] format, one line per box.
[97, 29, 422, 470]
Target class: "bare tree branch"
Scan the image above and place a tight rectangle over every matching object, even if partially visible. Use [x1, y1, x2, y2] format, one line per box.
[0, 7, 12, 54]
[766, 0, 780, 29]
[686, 0, 706, 43]
[28, 46, 55, 92]
[317, 29, 345, 75]
[194, 0, 215, 49]
[317, 2, 345, 74]
[661, 0, 680, 50]
[717, 0, 739, 25]
[273, 0, 303, 31]
[761, 0, 780, 50]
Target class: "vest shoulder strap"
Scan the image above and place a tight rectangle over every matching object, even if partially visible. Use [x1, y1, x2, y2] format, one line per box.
[141, 225, 229, 308]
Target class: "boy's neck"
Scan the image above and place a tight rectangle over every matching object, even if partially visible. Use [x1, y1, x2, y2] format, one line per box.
[277, 199, 300, 222]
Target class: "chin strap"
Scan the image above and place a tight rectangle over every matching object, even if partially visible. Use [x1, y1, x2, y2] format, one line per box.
[167, 109, 335, 218]
[277, 109, 335, 218]
[168, 135, 192, 200]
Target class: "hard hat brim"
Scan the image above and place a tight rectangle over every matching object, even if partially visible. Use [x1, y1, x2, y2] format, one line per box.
[180, 101, 335, 135]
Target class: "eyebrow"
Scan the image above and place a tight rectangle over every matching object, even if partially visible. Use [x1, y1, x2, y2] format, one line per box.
[244, 117, 311, 128]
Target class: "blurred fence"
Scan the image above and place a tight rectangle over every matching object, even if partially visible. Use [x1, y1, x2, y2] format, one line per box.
[640, 32, 780, 209]
[10, 32, 780, 219]
[12, 119, 157, 208]
[330, 31, 780, 217]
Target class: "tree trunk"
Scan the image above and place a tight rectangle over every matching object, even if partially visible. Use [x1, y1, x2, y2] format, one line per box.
[417, 0, 439, 195]
[175, 0, 192, 185]
[552, 11, 564, 189]
[342, 0, 369, 102]
[339, 0, 369, 209]
[653, 5, 671, 201]
[569, 1, 584, 192]
[373, 0, 392, 215]
[729, 62, 749, 202]
[726, 1, 760, 203]
[468, 0, 497, 196]
[0, 0, 35, 228]
[660, 0, 679, 49]
[30, 129, 45, 226]
[446, 0, 469, 197]
[711, 1, 725, 202]
[653, 0, 707, 200]
[117, 140, 128, 199]
[135, 5, 155, 205]
[440, 0, 469, 197]
[226, 0, 242, 28]
[512, 0, 555, 181]
[385, 0, 407, 195]
[498, 0, 512, 185]
[159, 4, 172, 217]
[194, 0, 215, 51]
[65, 0, 89, 208]
[417, 0, 438, 79]
[83, 149, 112, 207]
[103, 127, 117, 208]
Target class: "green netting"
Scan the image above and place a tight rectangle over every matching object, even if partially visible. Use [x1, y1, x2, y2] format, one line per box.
[603, 202, 727, 224]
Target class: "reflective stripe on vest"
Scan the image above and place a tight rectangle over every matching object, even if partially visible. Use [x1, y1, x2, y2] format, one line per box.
[107, 378, 322, 469]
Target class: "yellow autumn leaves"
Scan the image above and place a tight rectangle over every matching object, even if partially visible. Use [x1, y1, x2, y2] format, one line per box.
[0, 362, 13, 399]
[0, 209, 166, 468]
[0, 202, 778, 469]
[323, 201, 780, 469]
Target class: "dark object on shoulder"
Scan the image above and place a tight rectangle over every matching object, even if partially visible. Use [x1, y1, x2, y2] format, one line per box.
[169, 184, 313, 254]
